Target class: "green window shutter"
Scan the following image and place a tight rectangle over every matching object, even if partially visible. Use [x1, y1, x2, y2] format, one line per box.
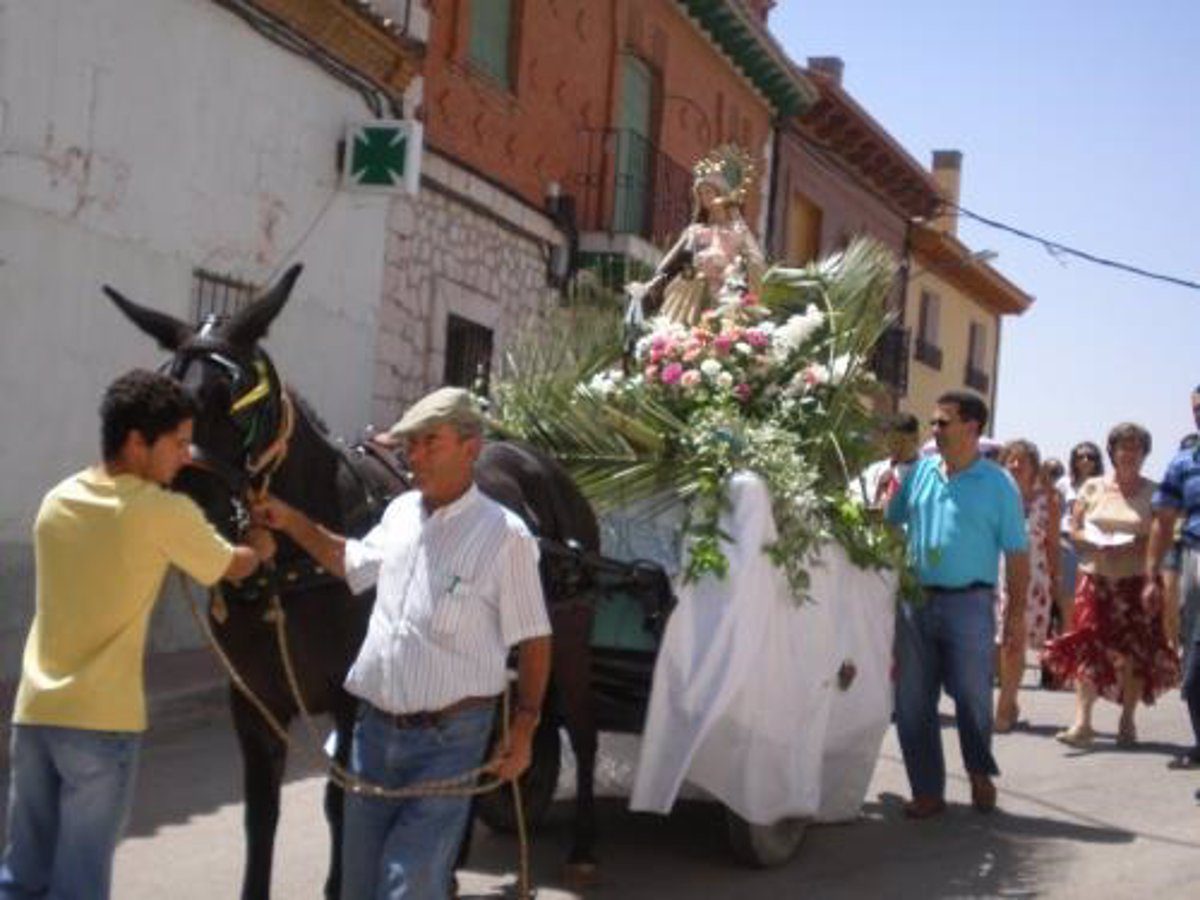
[468, 0, 513, 87]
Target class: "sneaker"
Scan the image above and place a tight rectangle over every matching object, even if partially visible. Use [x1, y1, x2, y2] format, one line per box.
[1054, 725, 1095, 748]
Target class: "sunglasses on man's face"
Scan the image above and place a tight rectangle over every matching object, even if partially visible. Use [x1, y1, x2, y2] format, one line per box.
[930, 417, 957, 429]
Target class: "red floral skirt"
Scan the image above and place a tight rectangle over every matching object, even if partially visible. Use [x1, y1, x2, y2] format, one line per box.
[1042, 572, 1180, 704]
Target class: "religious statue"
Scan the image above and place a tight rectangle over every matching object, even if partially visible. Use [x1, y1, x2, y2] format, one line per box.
[624, 145, 766, 344]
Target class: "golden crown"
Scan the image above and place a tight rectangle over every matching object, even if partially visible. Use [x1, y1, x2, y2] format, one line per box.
[692, 144, 757, 205]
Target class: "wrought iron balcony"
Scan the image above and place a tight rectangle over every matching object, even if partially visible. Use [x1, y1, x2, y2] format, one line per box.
[914, 337, 943, 370]
[574, 128, 693, 248]
[965, 365, 990, 394]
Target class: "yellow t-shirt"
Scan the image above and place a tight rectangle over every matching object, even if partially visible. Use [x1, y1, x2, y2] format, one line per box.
[13, 468, 234, 732]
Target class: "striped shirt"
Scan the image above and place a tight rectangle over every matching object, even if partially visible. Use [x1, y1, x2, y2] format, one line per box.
[343, 483, 549, 714]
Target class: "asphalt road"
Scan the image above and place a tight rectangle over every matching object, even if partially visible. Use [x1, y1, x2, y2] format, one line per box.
[4, 670, 1199, 898]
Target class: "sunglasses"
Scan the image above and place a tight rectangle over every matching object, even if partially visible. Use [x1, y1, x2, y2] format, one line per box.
[930, 417, 956, 428]
[1076, 452, 1100, 461]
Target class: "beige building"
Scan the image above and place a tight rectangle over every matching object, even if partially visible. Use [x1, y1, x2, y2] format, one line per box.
[900, 151, 1032, 430]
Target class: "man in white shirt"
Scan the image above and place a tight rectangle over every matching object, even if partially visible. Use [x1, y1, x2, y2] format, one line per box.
[257, 387, 551, 900]
[851, 412, 921, 511]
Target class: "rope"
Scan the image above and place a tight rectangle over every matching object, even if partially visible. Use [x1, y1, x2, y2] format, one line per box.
[176, 572, 536, 896]
[247, 391, 295, 481]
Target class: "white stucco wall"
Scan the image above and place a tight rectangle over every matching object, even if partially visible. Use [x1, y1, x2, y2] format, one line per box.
[0, 0, 400, 673]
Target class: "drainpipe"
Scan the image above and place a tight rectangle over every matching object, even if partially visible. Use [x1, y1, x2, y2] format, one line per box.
[990, 315, 1002, 436]
[765, 118, 783, 258]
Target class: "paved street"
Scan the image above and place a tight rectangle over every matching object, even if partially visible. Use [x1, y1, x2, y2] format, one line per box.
[4, 670, 1199, 898]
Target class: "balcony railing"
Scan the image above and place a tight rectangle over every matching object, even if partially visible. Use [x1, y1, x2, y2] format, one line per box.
[965, 365, 990, 394]
[574, 128, 692, 248]
[914, 337, 943, 370]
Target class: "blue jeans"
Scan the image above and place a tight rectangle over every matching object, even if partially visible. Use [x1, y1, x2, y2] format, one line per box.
[1180, 547, 1200, 753]
[341, 702, 496, 900]
[0, 725, 141, 900]
[894, 587, 1000, 799]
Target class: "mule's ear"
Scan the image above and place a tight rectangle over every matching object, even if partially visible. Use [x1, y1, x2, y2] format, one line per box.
[222, 263, 303, 347]
[103, 286, 193, 351]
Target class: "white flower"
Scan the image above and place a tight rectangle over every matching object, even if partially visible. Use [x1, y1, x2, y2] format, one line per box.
[771, 305, 825, 358]
[716, 371, 734, 389]
[700, 359, 723, 378]
[829, 355, 853, 382]
[734, 341, 753, 356]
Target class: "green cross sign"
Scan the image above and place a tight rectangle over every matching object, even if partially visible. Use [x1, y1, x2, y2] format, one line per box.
[343, 120, 422, 193]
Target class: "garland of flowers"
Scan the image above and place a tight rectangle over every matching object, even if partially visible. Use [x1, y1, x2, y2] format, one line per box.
[492, 238, 910, 600]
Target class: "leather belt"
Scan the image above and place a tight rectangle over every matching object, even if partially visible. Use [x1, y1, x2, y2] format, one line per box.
[923, 581, 994, 594]
[370, 695, 498, 730]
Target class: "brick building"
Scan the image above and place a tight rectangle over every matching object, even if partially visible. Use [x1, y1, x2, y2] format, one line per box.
[365, 0, 817, 429]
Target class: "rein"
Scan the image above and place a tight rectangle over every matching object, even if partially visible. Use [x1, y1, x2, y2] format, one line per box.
[178, 574, 534, 898]
[176, 353, 534, 895]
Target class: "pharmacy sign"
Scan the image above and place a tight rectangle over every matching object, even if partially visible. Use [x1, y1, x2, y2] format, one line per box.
[343, 120, 423, 194]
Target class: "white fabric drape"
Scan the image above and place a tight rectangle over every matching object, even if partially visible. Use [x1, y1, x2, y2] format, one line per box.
[629, 472, 896, 824]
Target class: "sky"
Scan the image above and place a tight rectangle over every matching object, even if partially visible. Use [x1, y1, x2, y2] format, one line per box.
[771, 0, 1200, 475]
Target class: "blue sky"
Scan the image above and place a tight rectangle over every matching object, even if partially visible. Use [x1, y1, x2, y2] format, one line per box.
[772, 1, 1200, 475]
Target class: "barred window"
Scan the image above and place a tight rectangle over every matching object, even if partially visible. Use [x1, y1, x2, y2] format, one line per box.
[444, 314, 494, 393]
[191, 269, 258, 325]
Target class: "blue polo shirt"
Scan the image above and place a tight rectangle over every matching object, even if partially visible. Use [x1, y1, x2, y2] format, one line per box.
[1152, 446, 1200, 548]
[887, 454, 1029, 587]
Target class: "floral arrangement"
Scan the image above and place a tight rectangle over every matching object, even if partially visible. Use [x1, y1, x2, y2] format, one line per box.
[491, 238, 909, 599]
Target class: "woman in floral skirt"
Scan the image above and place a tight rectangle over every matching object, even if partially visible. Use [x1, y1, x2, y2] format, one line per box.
[1045, 423, 1181, 747]
[995, 439, 1060, 732]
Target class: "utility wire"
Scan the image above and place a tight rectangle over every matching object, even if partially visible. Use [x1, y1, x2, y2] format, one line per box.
[949, 203, 1200, 292]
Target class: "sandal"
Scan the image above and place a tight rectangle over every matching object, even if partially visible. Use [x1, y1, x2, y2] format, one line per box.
[1055, 725, 1095, 748]
[994, 705, 1021, 734]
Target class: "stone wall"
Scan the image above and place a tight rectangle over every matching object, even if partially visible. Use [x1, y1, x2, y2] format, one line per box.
[371, 150, 564, 426]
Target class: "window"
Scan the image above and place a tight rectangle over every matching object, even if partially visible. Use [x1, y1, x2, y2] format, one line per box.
[966, 321, 990, 392]
[467, 0, 514, 87]
[915, 290, 942, 369]
[870, 325, 910, 393]
[191, 269, 258, 325]
[786, 192, 822, 264]
[444, 314, 494, 393]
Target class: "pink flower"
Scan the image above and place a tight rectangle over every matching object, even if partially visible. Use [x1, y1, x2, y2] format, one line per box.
[802, 362, 829, 388]
[713, 335, 733, 355]
[649, 347, 665, 365]
[661, 362, 684, 386]
[741, 292, 760, 307]
[680, 369, 702, 389]
[746, 329, 769, 349]
[644, 365, 658, 383]
[733, 383, 753, 403]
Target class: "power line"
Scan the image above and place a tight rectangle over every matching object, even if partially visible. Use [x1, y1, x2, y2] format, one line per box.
[950, 203, 1200, 292]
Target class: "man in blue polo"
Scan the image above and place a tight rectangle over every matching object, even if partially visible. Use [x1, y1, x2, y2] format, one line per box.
[1144, 387, 1200, 776]
[887, 390, 1029, 818]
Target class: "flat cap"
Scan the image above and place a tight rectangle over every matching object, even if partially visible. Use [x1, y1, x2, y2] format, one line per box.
[384, 386, 482, 441]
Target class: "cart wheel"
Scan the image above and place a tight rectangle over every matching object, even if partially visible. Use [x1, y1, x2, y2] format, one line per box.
[725, 809, 808, 868]
[475, 719, 561, 834]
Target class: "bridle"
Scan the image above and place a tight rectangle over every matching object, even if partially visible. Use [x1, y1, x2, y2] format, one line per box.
[167, 322, 293, 506]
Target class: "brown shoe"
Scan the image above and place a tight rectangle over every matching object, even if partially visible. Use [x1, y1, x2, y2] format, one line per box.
[970, 774, 997, 813]
[903, 795, 947, 819]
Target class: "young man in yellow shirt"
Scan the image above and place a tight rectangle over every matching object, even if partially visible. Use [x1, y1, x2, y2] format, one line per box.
[0, 369, 270, 900]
